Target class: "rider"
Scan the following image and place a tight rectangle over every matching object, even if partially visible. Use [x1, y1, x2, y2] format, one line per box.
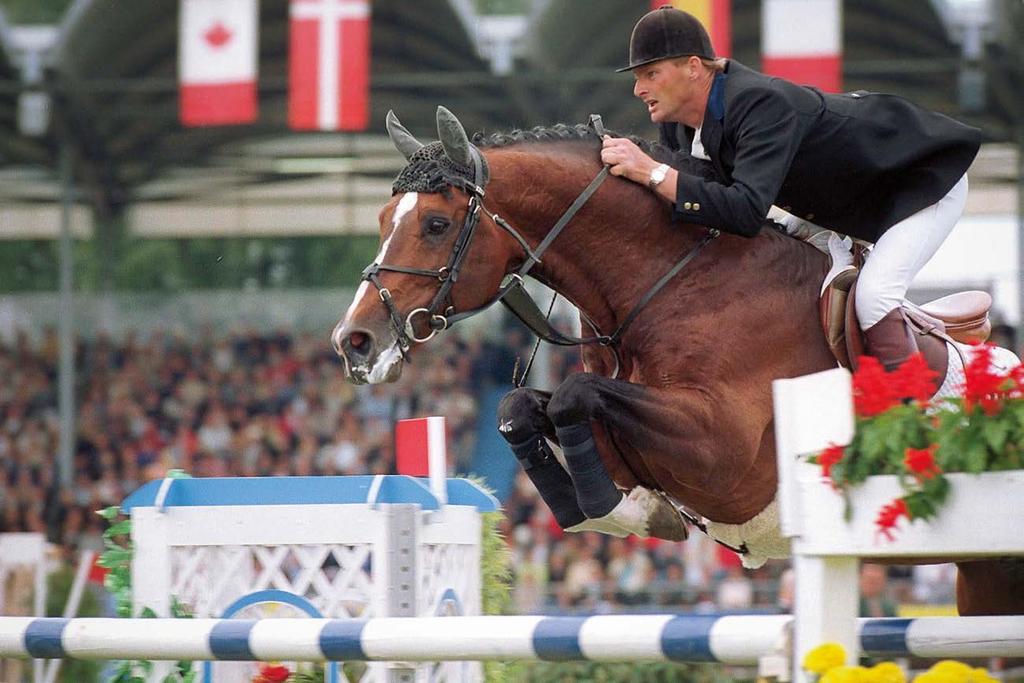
[601, 6, 981, 371]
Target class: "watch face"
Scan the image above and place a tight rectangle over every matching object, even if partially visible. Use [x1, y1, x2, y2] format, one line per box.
[650, 165, 667, 186]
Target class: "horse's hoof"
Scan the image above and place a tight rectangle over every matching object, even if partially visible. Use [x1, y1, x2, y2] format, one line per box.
[638, 488, 689, 542]
[586, 487, 689, 541]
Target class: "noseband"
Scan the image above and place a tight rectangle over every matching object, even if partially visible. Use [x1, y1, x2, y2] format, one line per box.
[359, 120, 720, 362]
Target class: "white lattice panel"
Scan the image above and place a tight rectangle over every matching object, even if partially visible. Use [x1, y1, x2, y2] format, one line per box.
[168, 544, 376, 620]
[128, 479, 497, 683]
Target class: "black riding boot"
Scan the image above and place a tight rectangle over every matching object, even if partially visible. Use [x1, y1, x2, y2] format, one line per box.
[864, 308, 918, 371]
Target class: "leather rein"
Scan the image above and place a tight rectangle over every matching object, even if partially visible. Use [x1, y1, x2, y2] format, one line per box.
[360, 118, 720, 366]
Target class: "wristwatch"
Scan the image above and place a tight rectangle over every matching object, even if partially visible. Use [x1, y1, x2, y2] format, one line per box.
[647, 163, 670, 190]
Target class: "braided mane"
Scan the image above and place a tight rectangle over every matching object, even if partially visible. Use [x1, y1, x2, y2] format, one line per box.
[472, 123, 663, 157]
[392, 123, 674, 195]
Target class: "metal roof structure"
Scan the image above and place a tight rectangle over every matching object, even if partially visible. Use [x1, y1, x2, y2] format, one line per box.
[0, 0, 1018, 239]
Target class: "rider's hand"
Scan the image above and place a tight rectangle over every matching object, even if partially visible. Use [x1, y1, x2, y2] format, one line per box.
[601, 136, 659, 185]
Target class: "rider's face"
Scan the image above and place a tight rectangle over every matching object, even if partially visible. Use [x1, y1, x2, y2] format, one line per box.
[632, 58, 699, 124]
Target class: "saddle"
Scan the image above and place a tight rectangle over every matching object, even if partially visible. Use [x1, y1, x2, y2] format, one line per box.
[820, 267, 993, 375]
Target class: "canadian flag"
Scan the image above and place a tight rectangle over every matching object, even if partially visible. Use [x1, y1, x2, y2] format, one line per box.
[761, 0, 842, 92]
[288, 0, 371, 131]
[178, 0, 259, 127]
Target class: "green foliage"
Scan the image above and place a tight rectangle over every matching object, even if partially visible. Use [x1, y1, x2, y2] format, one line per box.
[289, 667, 327, 682]
[473, 477, 520, 683]
[512, 661, 748, 682]
[0, 0, 70, 23]
[46, 563, 103, 682]
[99, 471, 196, 683]
[932, 397, 1024, 474]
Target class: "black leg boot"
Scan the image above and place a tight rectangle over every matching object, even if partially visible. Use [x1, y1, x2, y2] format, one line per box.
[497, 388, 586, 529]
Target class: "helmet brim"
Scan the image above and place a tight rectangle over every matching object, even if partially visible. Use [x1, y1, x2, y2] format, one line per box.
[614, 52, 713, 73]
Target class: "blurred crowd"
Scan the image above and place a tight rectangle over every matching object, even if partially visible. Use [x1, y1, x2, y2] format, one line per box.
[0, 324, 958, 615]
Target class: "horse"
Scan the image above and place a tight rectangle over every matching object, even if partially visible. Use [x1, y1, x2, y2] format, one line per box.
[331, 106, 1024, 616]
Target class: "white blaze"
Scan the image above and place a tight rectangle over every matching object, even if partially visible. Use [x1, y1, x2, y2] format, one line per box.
[334, 192, 419, 363]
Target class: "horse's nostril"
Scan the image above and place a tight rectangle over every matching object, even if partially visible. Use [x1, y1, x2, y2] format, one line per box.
[348, 331, 369, 354]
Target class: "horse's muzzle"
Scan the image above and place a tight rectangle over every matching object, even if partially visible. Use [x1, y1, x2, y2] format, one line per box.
[332, 322, 404, 384]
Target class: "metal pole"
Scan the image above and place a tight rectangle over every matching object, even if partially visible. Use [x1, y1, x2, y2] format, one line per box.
[57, 140, 75, 490]
[1017, 124, 1024, 357]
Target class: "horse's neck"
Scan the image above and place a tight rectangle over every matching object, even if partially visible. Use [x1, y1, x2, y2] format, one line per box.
[487, 147, 690, 339]
[486, 148, 830, 370]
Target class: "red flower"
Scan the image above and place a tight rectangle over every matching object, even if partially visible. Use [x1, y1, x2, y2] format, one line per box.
[875, 498, 910, 542]
[890, 353, 938, 404]
[1009, 364, 1024, 398]
[818, 443, 846, 480]
[254, 663, 291, 683]
[852, 356, 900, 417]
[963, 344, 1009, 415]
[904, 446, 941, 480]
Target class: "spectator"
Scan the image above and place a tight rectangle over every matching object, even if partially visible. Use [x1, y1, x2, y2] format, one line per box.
[859, 563, 899, 617]
[912, 563, 956, 605]
[715, 565, 754, 610]
[776, 567, 795, 613]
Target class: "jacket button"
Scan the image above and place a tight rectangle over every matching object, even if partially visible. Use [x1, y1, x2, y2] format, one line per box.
[805, 213, 815, 220]
[693, 203, 701, 211]
[683, 201, 692, 210]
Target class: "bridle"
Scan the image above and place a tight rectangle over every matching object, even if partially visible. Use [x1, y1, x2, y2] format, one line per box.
[359, 118, 720, 365]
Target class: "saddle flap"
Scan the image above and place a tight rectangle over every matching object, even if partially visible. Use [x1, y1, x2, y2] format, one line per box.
[819, 267, 858, 369]
[844, 279, 864, 370]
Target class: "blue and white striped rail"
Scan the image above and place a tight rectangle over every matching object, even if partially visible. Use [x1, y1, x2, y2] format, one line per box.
[1, 615, 1022, 664]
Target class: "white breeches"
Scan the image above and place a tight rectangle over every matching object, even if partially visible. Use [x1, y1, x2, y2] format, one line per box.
[855, 174, 968, 329]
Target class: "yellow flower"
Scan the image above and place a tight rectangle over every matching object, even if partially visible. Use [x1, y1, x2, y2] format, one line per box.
[968, 667, 998, 683]
[821, 665, 871, 683]
[911, 660, 997, 683]
[866, 661, 906, 683]
[930, 660, 974, 678]
[803, 642, 847, 674]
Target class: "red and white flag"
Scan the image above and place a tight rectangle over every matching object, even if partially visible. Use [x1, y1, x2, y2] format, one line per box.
[761, 0, 842, 93]
[395, 416, 448, 505]
[288, 0, 371, 131]
[178, 0, 259, 126]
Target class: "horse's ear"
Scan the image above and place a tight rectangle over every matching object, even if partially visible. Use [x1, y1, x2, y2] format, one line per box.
[436, 106, 473, 168]
[386, 110, 424, 161]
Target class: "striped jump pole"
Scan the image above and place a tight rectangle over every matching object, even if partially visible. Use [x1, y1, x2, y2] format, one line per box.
[1, 615, 1022, 664]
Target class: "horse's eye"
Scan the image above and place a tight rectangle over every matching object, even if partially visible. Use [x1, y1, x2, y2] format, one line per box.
[425, 217, 451, 235]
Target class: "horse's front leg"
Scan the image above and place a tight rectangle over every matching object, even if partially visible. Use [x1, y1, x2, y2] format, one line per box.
[546, 373, 690, 541]
[496, 388, 633, 537]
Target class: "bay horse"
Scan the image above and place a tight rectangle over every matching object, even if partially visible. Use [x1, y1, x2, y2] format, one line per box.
[332, 106, 1024, 616]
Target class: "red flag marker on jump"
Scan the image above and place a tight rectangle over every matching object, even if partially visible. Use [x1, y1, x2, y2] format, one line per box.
[395, 416, 448, 505]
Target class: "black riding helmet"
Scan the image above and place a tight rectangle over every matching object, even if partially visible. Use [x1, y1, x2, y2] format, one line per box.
[617, 6, 715, 72]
